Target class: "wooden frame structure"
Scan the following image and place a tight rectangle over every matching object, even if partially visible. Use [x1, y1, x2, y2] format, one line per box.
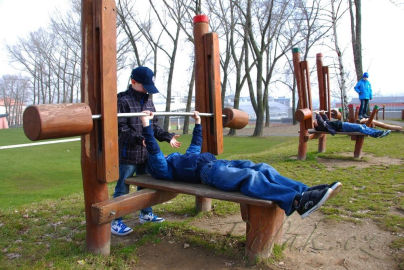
[21, 2, 284, 264]
[292, 48, 377, 160]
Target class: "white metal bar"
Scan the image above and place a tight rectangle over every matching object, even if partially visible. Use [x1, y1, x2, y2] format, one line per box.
[92, 111, 225, 119]
[0, 138, 80, 150]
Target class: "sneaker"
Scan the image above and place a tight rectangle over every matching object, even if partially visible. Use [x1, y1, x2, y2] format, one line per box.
[297, 188, 333, 219]
[111, 220, 133, 236]
[139, 212, 165, 224]
[377, 130, 391, 138]
[307, 181, 342, 199]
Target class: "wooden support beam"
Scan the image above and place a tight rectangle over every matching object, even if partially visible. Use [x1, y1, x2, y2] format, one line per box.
[92, 189, 177, 224]
[203, 32, 223, 155]
[245, 204, 285, 265]
[81, 0, 117, 255]
[193, 14, 212, 212]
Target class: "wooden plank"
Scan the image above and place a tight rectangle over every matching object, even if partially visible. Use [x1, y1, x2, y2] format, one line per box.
[81, 0, 110, 255]
[307, 129, 365, 136]
[203, 32, 223, 155]
[91, 189, 177, 224]
[96, 0, 119, 182]
[125, 175, 275, 207]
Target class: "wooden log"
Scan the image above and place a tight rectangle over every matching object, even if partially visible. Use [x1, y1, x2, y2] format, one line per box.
[193, 14, 212, 212]
[91, 189, 177, 224]
[359, 119, 403, 131]
[316, 53, 326, 111]
[295, 108, 312, 122]
[193, 15, 210, 153]
[354, 136, 365, 158]
[23, 103, 93, 141]
[318, 134, 326, 153]
[299, 61, 314, 130]
[222, 108, 249, 129]
[245, 204, 285, 265]
[323, 66, 332, 119]
[298, 122, 308, 160]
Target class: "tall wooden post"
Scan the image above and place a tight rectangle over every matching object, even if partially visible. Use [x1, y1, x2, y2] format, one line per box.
[193, 15, 212, 212]
[316, 53, 327, 153]
[292, 48, 308, 160]
[81, 0, 118, 254]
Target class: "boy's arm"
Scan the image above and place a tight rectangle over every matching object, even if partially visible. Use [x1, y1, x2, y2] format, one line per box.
[186, 111, 202, 154]
[141, 111, 171, 179]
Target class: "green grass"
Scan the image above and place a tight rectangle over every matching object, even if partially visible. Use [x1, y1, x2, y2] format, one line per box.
[0, 127, 403, 268]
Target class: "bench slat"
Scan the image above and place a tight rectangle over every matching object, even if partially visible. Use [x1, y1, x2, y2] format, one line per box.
[307, 129, 364, 136]
[126, 175, 274, 207]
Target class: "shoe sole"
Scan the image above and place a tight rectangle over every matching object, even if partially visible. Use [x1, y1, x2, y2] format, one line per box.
[329, 182, 342, 200]
[111, 229, 133, 236]
[139, 219, 165, 224]
[301, 188, 333, 219]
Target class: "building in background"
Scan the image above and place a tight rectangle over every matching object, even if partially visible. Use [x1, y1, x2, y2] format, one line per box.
[336, 96, 404, 119]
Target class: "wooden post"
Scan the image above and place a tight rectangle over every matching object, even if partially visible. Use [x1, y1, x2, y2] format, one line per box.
[193, 14, 212, 212]
[292, 48, 308, 160]
[245, 204, 284, 264]
[316, 54, 327, 153]
[81, 0, 118, 255]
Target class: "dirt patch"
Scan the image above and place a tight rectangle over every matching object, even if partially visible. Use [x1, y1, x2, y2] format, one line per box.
[317, 152, 404, 170]
[112, 211, 401, 269]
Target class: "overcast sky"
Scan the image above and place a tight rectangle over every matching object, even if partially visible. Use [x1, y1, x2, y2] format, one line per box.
[0, 0, 404, 100]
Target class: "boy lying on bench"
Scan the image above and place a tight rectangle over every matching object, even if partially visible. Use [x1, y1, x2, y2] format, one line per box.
[140, 111, 341, 218]
[313, 111, 391, 138]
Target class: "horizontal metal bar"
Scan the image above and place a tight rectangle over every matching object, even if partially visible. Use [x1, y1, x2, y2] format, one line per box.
[0, 138, 80, 150]
[92, 112, 226, 119]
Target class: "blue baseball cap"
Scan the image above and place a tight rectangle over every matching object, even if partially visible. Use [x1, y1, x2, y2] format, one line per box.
[363, 72, 369, 78]
[130, 66, 159, 94]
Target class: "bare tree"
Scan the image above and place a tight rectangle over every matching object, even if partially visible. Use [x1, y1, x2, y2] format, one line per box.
[239, 0, 300, 136]
[0, 75, 31, 126]
[329, 0, 349, 120]
[348, 0, 363, 81]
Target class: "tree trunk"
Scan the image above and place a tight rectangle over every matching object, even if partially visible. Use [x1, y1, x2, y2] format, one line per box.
[349, 0, 363, 81]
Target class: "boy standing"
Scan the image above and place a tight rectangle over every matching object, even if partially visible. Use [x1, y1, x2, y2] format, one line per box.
[111, 67, 181, 236]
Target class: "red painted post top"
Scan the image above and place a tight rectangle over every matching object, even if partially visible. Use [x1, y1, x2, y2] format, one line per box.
[193, 14, 209, 24]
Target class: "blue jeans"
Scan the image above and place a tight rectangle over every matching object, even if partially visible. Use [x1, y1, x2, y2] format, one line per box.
[341, 122, 383, 138]
[113, 163, 152, 220]
[359, 99, 369, 117]
[200, 160, 308, 216]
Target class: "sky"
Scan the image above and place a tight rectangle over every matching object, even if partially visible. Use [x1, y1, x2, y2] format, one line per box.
[1, 0, 404, 101]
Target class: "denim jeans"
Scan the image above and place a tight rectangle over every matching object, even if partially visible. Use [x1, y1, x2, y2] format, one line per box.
[341, 122, 383, 138]
[199, 160, 308, 216]
[359, 99, 369, 117]
[113, 163, 152, 219]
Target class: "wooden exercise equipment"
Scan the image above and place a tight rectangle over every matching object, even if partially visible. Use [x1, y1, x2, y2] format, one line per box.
[23, 103, 248, 141]
[21, 4, 282, 264]
[292, 48, 377, 159]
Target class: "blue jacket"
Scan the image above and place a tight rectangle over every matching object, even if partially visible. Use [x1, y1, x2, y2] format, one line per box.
[354, 79, 372, 100]
[143, 124, 216, 183]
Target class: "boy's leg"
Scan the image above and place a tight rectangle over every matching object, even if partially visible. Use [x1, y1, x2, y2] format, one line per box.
[342, 122, 383, 138]
[111, 164, 136, 236]
[359, 99, 365, 118]
[113, 164, 137, 199]
[201, 160, 299, 215]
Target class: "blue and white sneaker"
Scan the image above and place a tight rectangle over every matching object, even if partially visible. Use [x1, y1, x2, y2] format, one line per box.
[111, 220, 133, 236]
[139, 212, 165, 224]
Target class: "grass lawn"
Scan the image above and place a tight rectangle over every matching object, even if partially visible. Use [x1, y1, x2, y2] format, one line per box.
[0, 127, 403, 269]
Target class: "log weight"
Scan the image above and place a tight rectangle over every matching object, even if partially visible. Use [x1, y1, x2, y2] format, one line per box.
[23, 103, 249, 141]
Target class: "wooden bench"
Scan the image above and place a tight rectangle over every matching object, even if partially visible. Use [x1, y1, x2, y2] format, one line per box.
[115, 175, 285, 263]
